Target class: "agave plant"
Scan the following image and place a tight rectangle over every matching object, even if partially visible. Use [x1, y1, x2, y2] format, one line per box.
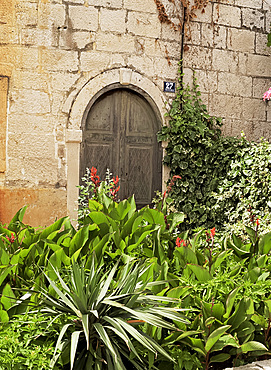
[35, 258, 189, 370]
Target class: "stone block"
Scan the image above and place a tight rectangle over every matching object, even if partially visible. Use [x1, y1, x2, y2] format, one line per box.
[161, 20, 181, 41]
[201, 23, 214, 48]
[38, 3, 66, 28]
[51, 92, 65, 116]
[215, 4, 241, 28]
[242, 8, 265, 31]
[256, 32, 271, 55]
[80, 50, 111, 72]
[196, 70, 218, 93]
[252, 77, 271, 98]
[142, 38, 180, 59]
[0, 0, 15, 26]
[20, 28, 52, 47]
[96, 32, 135, 53]
[88, 0, 122, 7]
[41, 49, 79, 72]
[0, 45, 39, 70]
[188, 21, 201, 45]
[213, 25, 227, 49]
[218, 72, 252, 97]
[242, 97, 266, 120]
[227, 28, 255, 53]
[100, 8, 126, 33]
[127, 11, 161, 38]
[16, 2, 37, 26]
[9, 89, 51, 114]
[234, 0, 262, 8]
[127, 55, 156, 78]
[183, 45, 212, 70]
[212, 49, 239, 73]
[59, 29, 95, 50]
[265, 9, 271, 32]
[247, 54, 271, 77]
[0, 188, 67, 227]
[124, 0, 157, 13]
[154, 58, 179, 79]
[263, 1, 271, 11]
[49, 72, 80, 92]
[0, 25, 18, 44]
[11, 70, 48, 91]
[8, 113, 54, 135]
[7, 133, 57, 171]
[209, 94, 243, 119]
[193, 2, 212, 23]
[69, 5, 98, 31]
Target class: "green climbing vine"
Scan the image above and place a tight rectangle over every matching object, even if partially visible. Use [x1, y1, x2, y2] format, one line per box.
[157, 71, 271, 231]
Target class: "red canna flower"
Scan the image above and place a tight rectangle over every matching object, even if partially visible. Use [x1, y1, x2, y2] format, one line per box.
[210, 227, 215, 238]
[110, 176, 120, 200]
[256, 218, 259, 227]
[6, 233, 15, 243]
[90, 167, 100, 190]
[176, 237, 186, 248]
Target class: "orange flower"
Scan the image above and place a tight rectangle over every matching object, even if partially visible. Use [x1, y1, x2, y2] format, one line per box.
[210, 227, 215, 238]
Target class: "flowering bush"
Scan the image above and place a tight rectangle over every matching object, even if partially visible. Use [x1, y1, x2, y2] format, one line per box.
[263, 87, 271, 101]
[77, 167, 120, 223]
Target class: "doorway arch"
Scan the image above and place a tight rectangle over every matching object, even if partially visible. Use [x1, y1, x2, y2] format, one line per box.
[80, 84, 162, 208]
[65, 68, 167, 220]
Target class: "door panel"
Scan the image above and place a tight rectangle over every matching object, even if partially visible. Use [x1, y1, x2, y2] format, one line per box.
[80, 88, 162, 207]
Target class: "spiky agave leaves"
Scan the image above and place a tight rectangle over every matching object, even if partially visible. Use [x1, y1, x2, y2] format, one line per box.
[38, 258, 189, 370]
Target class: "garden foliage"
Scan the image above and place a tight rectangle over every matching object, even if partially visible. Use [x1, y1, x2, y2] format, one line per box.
[157, 73, 271, 231]
[1, 180, 271, 369]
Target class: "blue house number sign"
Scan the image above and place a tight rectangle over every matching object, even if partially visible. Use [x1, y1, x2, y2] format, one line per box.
[164, 81, 175, 93]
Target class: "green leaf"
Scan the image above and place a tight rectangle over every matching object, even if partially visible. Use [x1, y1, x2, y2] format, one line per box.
[71, 330, 82, 370]
[239, 341, 267, 354]
[187, 264, 212, 281]
[174, 246, 198, 265]
[224, 287, 240, 319]
[93, 323, 118, 363]
[1, 283, 16, 310]
[259, 231, 271, 254]
[69, 225, 90, 257]
[205, 325, 231, 352]
[40, 217, 67, 240]
[0, 309, 9, 323]
[209, 353, 231, 363]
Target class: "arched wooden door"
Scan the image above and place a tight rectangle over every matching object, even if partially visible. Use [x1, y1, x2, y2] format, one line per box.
[80, 88, 162, 208]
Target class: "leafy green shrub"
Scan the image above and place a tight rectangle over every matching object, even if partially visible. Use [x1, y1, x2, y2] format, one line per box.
[0, 312, 58, 370]
[26, 259, 189, 370]
[157, 73, 271, 231]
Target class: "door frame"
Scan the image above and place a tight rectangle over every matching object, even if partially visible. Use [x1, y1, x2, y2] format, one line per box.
[65, 68, 168, 222]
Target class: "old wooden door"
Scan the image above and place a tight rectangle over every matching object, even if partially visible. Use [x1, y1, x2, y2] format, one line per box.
[80, 88, 162, 208]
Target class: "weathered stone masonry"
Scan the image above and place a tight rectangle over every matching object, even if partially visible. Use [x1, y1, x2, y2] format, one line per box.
[0, 0, 270, 225]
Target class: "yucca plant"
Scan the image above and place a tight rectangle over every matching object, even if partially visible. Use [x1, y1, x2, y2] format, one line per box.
[34, 258, 189, 370]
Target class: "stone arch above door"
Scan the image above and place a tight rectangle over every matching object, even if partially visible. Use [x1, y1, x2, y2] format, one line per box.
[65, 68, 167, 221]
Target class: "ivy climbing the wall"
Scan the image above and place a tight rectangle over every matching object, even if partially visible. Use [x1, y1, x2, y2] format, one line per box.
[157, 72, 271, 231]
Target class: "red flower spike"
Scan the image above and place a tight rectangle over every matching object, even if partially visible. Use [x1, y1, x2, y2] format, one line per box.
[6, 233, 15, 243]
[113, 176, 119, 185]
[176, 237, 186, 248]
[256, 219, 259, 227]
[210, 227, 215, 238]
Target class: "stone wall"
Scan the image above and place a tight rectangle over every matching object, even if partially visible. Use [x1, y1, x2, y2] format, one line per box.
[0, 0, 181, 225]
[0, 0, 270, 225]
[183, 0, 271, 140]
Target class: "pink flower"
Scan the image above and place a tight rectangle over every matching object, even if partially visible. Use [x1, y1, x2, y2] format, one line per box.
[263, 88, 271, 101]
